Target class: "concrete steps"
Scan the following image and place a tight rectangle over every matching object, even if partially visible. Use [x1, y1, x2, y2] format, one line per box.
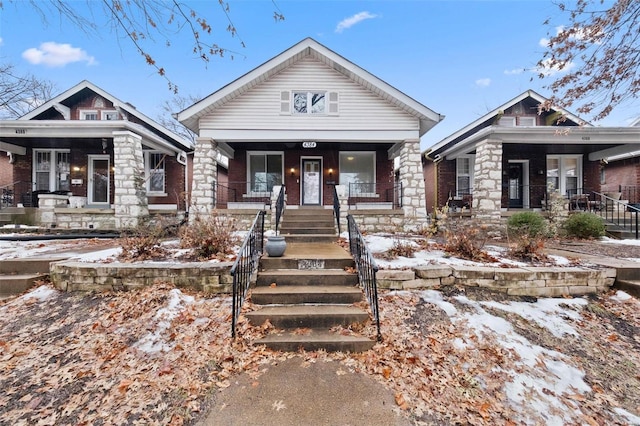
[278, 209, 337, 242]
[248, 235, 375, 352]
[0, 258, 61, 298]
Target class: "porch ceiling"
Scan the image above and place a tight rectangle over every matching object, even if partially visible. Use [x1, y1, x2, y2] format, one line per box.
[440, 126, 640, 160]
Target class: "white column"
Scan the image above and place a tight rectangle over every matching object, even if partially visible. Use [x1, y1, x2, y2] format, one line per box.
[113, 131, 148, 229]
[190, 137, 218, 220]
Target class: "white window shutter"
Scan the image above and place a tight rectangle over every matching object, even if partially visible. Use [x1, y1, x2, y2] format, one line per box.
[328, 91, 339, 115]
[280, 91, 290, 114]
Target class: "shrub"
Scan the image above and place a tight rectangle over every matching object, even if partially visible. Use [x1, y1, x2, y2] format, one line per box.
[179, 214, 239, 260]
[563, 212, 605, 239]
[507, 211, 548, 239]
[119, 219, 168, 262]
[380, 239, 417, 259]
[507, 233, 549, 263]
[442, 222, 497, 263]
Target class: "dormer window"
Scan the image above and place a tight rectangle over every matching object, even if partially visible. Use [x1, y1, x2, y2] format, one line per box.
[498, 116, 516, 127]
[518, 117, 536, 126]
[81, 110, 98, 120]
[102, 111, 119, 120]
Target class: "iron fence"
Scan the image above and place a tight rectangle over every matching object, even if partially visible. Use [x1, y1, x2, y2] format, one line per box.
[213, 182, 272, 209]
[347, 182, 402, 209]
[231, 210, 266, 337]
[347, 214, 382, 341]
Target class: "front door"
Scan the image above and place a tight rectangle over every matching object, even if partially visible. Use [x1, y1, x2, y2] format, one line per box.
[88, 155, 110, 206]
[508, 163, 524, 208]
[302, 159, 321, 205]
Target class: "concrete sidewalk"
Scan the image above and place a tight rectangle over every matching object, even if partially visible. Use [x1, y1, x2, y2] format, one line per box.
[199, 357, 411, 426]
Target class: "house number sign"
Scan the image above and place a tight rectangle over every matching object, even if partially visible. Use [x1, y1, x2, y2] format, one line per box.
[302, 141, 316, 148]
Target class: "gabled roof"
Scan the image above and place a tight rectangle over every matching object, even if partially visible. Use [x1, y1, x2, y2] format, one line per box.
[20, 80, 192, 152]
[426, 90, 589, 158]
[178, 37, 443, 136]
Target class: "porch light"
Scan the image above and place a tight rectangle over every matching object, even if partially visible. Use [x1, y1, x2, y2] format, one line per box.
[73, 166, 81, 172]
[290, 168, 295, 177]
[328, 168, 333, 177]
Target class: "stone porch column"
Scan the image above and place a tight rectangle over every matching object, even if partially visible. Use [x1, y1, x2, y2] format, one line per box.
[472, 139, 503, 226]
[113, 131, 149, 229]
[190, 137, 218, 220]
[398, 138, 427, 231]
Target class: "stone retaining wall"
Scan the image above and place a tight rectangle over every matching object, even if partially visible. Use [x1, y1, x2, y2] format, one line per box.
[377, 264, 616, 297]
[50, 261, 234, 294]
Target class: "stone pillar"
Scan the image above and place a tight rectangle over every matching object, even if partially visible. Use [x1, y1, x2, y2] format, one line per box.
[398, 138, 428, 231]
[190, 137, 218, 220]
[36, 194, 69, 227]
[113, 131, 149, 229]
[472, 139, 503, 226]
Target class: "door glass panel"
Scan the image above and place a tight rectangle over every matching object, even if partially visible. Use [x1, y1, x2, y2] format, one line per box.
[56, 152, 70, 191]
[35, 151, 51, 191]
[92, 159, 109, 203]
[303, 161, 320, 204]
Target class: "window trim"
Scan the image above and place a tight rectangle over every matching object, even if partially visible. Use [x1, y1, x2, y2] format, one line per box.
[144, 151, 167, 196]
[32, 149, 71, 192]
[101, 110, 119, 120]
[455, 155, 475, 199]
[246, 151, 284, 195]
[338, 151, 376, 196]
[292, 91, 327, 115]
[281, 91, 338, 116]
[546, 154, 583, 197]
[80, 110, 98, 120]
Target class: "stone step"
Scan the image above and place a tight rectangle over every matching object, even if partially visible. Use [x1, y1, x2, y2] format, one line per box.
[0, 274, 47, 296]
[251, 285, 362, 305]
[280, 227, 336, 235]
[280, 218, 335, 226]
[613, 279, 640, 298]
[246, 305, 369, 329]
[260, 257, 354, 270]
[0, 258, 62, 274]
[275, 234, 338, 244]
[257, 269, 358, 287]
[283, 209, 334, 217]
[254, 329, 375, 352]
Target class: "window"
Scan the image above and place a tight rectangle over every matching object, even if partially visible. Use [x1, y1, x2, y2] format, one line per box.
[81, 110, 98, 120]
[339, 152, 375, 194]
[34, 150, 70, 192]
[145, 152, 165, 194]
[281, 91, 338, 115]
[518, 117, 536, 126]
[456, 156, 475, 198]
[498, 116, 516, 126]
[102, 111, 119, 120]
[247, 152, 283, 193]
[293, 92, 326, 114]
[546, 155, 582, 197]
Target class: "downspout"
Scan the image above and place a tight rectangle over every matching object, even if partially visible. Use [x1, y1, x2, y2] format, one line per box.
[176, 151, 189, 214]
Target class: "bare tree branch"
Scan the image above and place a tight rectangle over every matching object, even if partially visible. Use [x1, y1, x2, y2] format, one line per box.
[538, 0, 640, 121]
[0, 63, 56, 119]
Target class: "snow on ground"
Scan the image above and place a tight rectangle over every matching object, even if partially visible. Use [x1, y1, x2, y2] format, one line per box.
[417, 289, 638, 426]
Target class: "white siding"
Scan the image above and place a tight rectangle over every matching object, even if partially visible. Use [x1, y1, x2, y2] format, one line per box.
[198, 56, 419, 134]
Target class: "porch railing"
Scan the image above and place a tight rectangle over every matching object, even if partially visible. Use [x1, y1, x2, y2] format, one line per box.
[274, 185, 285, 234]
[213, 182, 272, 209]
[347, 182, 402, 209]
[589, 191, 640, 239]
[231, 210, 266, 337]
[347, 214, 382, 341]
[0, 181, 65, 209]
[332, 184, 341, 234]
[619, 186, 640, 204]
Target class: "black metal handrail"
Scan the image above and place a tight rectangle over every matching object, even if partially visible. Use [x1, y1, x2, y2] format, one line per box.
[590, 191, 640, 239]
[347, 214, 381, 341]
[231, 210, 266, 337]
[0, 181, 36, 209]
[347, 182, 403, 209]
[332, 184, 341, 234]
[274, 185, 285, 235]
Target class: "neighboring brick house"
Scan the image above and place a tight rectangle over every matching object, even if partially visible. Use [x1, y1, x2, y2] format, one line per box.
[598, 116, 640, 203]
[178, 38, 443, 231]
[0, 81, 193, 229]
[422, 90, 640, 222]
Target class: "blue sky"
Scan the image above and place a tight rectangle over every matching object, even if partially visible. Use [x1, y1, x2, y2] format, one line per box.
[0, 0, 636, 150]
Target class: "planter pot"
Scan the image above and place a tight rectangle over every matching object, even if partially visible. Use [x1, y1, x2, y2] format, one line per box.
[265, 236, 287, 257]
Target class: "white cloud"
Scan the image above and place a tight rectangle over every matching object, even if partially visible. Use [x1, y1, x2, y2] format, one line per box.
[535, 57, 575, 76]
[475, 78, 491, 87]
[540, 25, 601, 48]
[22, 41, 96, 67]
[504, 68, 524, 75]
[335, 11, 378, 33]
[0, 37, 3, 46]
